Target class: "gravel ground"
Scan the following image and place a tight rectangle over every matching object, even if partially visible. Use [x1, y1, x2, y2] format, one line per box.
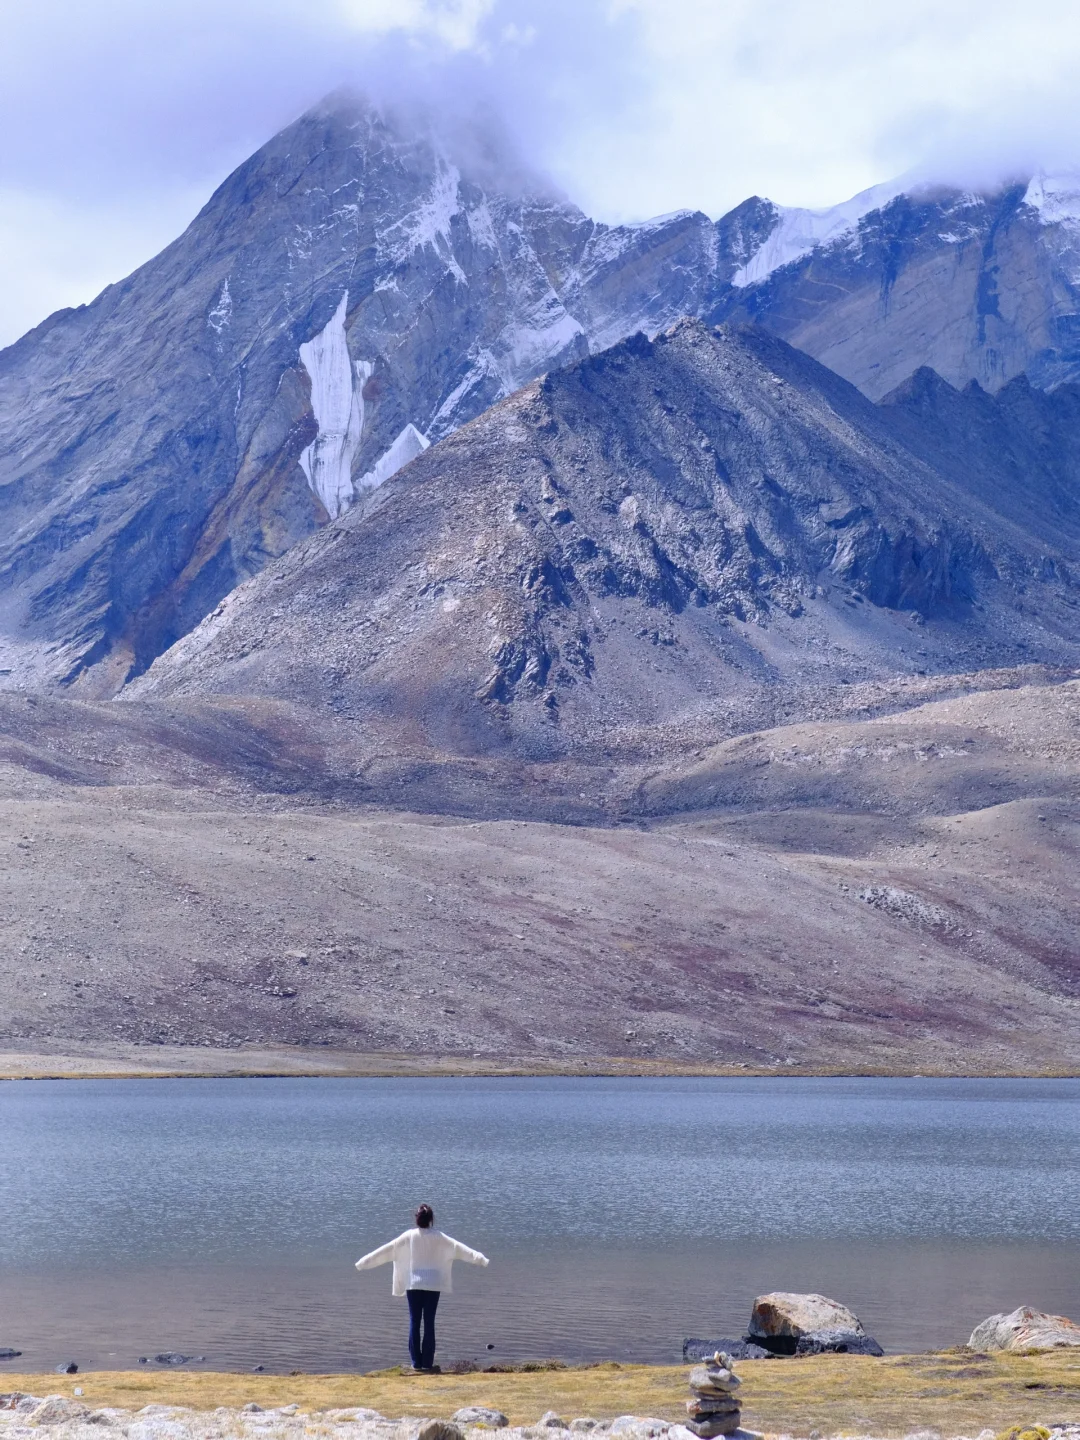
[2, 1396, 1078, 1440]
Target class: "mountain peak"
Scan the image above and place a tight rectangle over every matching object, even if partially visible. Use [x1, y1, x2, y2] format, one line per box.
[0, 96, 721, 694]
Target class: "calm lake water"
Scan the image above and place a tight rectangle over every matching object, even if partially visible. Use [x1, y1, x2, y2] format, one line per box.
[0, 1077, 1078, 1373]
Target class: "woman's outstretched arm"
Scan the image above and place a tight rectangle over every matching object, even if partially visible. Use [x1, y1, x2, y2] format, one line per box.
[355, 1236, 403, 1270]
[448, 1236, 489, 1266]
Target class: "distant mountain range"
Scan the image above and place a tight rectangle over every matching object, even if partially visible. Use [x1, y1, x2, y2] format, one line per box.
[2, 92, 1080, 695]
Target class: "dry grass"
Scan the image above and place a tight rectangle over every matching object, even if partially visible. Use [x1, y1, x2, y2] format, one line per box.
[1, 1049, 1077, 1081]
[3, 1352, 1080, 1434]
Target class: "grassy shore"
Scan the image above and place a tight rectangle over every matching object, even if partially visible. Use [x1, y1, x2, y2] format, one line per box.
[3, 1353, 1079, 1434]
[1, 1047, 1078, 1081]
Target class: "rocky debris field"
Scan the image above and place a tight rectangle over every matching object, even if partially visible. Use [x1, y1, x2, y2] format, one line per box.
[1, 1395, 1077, 1440]
[1, 1398, 733, 1440]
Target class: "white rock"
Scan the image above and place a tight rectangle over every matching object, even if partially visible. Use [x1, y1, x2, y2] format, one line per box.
[969, 1305, 1080, 1351]
[749, 1291, 864, 1339]
[452, 1410, 509, 1428]
[26, 1397, 90, 1427]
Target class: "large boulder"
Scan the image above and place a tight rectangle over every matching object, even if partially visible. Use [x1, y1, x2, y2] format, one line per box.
[750, 1291, 864, 1339]
[406, 1423, 465, 1440]
[969, 1306, 1080, 1352]
[26, 1397, 91, 1426]
[748, 1292, 877, 1356]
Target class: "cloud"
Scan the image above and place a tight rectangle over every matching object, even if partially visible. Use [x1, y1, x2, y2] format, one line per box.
[595, 0, 1080, 216]
[1, 0, 1079, 345]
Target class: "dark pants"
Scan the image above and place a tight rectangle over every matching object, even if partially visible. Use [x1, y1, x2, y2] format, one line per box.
[406, 1288, 440, 1369]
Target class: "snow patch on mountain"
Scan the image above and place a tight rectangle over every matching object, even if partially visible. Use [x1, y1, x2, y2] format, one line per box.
[382, 158, 466, 281]
[357, 423, 431, 492]
[1024, 170, 1080, 226]
[298, 292, 371, 520]
[494, 299, 584, 385]
[582, 211, 698, 272]
[207, 279, 232, 333]
[466, 199, 500, 251]
[431, 357, 499, 433]
[732, 177, 914, 287]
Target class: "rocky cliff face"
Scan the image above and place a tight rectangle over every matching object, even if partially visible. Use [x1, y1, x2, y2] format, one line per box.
[0, 96, 718, 694]
[712, 172, 1080, 399]
[130, 319, 1080, 756]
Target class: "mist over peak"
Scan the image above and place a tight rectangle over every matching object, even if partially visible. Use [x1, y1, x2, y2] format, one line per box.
[303, 85, 572, 208]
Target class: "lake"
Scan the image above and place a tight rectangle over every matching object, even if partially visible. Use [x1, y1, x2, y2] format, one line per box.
[0, 1076, 1078, 1373]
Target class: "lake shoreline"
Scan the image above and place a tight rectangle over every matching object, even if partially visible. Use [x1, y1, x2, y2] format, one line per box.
[2, 1046, 1078, 1081]
[2, 1353, 1079, 1435]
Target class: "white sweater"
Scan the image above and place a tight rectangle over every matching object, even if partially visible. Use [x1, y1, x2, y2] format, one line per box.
[355, 1226, 489, 1296]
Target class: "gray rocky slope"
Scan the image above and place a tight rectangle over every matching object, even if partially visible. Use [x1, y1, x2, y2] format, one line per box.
[5, 309, 1080, 1063]
[5, 90, 1080, 697]
[131, 319, 1080, 758]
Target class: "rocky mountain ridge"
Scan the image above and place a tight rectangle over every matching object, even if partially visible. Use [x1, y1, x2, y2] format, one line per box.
[712, 170, 1080, 398]
[130, 319, 1080, 764]
[4, 91, 1080, 696]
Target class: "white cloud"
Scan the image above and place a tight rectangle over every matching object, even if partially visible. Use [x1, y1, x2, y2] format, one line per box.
[579, 0, 1080, 217]
[337, 0, 496, 48]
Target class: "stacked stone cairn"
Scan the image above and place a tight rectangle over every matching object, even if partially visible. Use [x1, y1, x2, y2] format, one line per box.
[684, 1351, 742, 1438]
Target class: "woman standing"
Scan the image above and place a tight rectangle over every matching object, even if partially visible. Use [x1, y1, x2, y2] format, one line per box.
[355, 1204, 489, 1372]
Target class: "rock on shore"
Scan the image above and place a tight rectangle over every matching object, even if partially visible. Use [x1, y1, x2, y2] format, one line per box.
[749, 1293, 864, 1342]
[746, 1293, 883, 1358]
[968, 1306, 1080, 1351]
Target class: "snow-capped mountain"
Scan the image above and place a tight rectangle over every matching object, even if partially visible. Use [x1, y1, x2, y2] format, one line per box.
[712, 169, 1080, 397]
[0, 94, 719, 693]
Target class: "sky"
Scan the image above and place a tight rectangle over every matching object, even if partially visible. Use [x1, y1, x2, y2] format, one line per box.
[2, 0, 1080, 346]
